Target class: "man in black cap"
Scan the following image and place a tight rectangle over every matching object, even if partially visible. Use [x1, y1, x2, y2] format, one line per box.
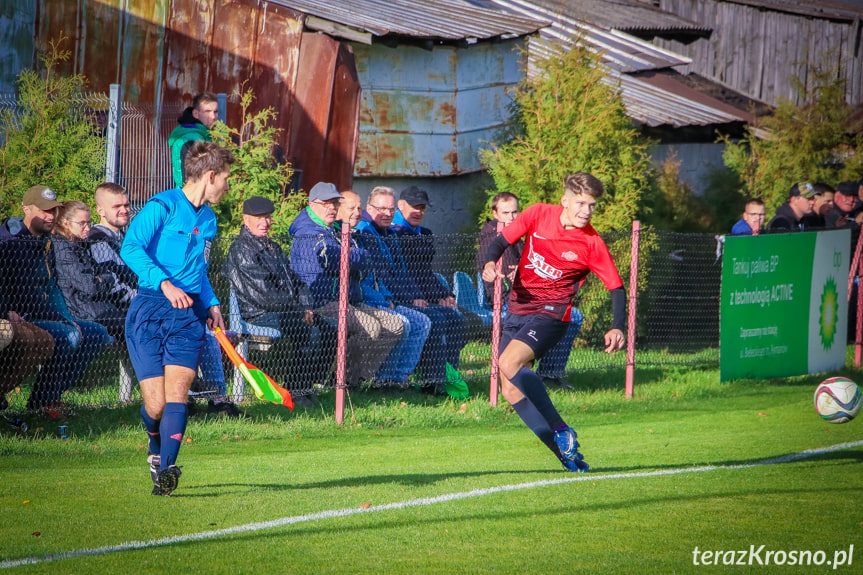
[393, 186, 468, 392]
[225, 196, 337, 400]
[765, 182, 816, 232]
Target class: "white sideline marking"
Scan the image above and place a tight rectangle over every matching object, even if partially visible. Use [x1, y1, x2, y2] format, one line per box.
[2, 440, 861, 569]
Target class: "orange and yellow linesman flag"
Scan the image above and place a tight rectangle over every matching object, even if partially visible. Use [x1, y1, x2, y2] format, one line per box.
[213, 328, 294, 410]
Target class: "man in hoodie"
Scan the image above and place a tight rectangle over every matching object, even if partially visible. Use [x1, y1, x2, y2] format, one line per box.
[168, 92, 219, 188]
[289, 182, 403, 387]
[392, 186, 468, 391]
[765, 182, 816, 232]
[0, 185, 109, 414]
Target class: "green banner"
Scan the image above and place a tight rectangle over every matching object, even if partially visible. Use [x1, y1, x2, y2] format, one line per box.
[720, 230, 849, 381]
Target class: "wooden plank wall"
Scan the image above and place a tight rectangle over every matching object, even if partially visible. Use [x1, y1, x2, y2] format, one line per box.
[655, 0, 863, 106]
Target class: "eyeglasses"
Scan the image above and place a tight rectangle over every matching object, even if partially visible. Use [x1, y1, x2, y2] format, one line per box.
[69, 219, 93, 228]
[368, 204, 396, 214]
[312, 200, 338, 210]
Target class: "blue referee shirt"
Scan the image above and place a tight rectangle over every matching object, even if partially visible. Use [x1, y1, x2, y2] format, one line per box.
[121, 188, 219, 308]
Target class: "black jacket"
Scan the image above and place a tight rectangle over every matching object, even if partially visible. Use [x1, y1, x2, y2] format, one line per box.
[49, 233, 124, 325]
[391, 215, 453, 302]
[224, 226, 312, 322]
[766, 203, 804, 232]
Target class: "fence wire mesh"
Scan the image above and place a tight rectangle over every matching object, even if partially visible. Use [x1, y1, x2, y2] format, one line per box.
[0, 225, 726, 414]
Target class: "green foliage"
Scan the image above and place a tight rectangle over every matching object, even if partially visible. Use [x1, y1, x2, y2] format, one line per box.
[721, 68, 863, 214]
[480, 42, 655, 232]
[646, 151, 716, 232]
[209, 88, 298, 236]
[0, 34, 106, 217]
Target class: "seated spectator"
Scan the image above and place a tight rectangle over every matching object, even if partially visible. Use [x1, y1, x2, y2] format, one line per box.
[765, 182, 815, 232]
[0, 185, 110, 414]
[392, 186, 468, 392]
[0, 203, 54, 412]
[225, 196, 337, 395]
[731, 198, 766, 236]
[799, 183, 835, 229]
[351, 188, 431, 386]
[51, 200, 127, 337]
[289, 182, 403, 387]
[89, 183, 138, 308]
[476, 192, 582, 389]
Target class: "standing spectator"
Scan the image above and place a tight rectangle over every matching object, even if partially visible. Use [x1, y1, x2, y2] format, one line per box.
[800, 183, 835, 229]
[0, 185, 110, 414]
[225, 196, 337, 400]
[392, 186, 468, 392]
[121, 141, 234, 496]
[825, 182, 862, 242]
[351, 188, 431, 386]
[0, 202, 54, 414]
[765, 182, 816, 232]
[168, 92, 219, 188]
[730, 198, 766, 236]
[481, 172, 626, 472]
[289, 182, 403, 387]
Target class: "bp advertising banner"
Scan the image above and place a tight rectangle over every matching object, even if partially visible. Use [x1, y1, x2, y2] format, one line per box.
[720, 230, 849, 381]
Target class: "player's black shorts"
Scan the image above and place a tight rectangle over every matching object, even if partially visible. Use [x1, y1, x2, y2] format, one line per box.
[499, 312, 570, 361]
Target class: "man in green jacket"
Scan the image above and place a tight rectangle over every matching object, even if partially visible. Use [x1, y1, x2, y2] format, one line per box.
[167, 92, 219, 188]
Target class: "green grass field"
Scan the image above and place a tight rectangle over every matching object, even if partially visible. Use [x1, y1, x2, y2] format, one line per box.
[1, 363, 862, 574]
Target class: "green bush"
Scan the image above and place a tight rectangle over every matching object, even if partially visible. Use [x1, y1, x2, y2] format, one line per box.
[0, 34, 105, 216]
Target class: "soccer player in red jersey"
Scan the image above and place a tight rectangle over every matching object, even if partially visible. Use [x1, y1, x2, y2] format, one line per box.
[481, 172, 626, 472]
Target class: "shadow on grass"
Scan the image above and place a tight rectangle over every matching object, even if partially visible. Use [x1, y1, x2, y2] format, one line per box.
[171, 444, 863, 498]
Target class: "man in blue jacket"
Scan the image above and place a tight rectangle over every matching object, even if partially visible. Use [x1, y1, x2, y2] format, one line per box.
[392, 186, 467, 392]
[121, 141, 233, 496]
[289, 182, 403, 387]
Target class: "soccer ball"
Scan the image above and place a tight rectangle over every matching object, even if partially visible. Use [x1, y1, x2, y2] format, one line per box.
[814, 377, 862, 424]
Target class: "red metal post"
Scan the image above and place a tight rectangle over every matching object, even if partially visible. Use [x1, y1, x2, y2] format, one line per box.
[489, 221, 505, 407]
[847, 229, 863, 301]
[625, 220, 640, 399]
[856, 249, 863, 369]
[335, 222, 352, 423]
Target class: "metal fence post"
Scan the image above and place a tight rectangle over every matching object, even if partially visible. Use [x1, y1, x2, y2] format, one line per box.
[105, 84, 122, 183]
[625, 220, 640, 399]
[335, 223, 351, 423]
[489, 221, 504, 407]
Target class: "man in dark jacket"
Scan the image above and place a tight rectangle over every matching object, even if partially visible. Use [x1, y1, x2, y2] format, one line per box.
[0, 185, 109, 413]
[226, 196, 337, 393]
[167, 92, 218, 188]
[765, 182, 816, 232]
[289, 183, 403, 387]
[392, 186, 467, 389]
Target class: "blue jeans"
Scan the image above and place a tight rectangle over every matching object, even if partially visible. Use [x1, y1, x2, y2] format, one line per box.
[536, 308, 584, 378]
[376, 305, 431, 383]
[30, 319, 110, 408]
[403, 304, 466, 383]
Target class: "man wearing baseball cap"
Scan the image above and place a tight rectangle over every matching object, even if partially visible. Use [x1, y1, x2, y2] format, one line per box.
[765, 182, 816, 232]
[0, 185, 110, 415]
[289, 182, 403, 387]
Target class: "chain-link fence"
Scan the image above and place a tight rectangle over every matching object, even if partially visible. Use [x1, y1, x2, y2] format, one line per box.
[0, 225, 729, 415]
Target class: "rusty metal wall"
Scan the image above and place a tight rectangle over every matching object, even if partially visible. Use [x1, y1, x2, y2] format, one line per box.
[353, 37, 526, 178]
[5, 0, 360, 197]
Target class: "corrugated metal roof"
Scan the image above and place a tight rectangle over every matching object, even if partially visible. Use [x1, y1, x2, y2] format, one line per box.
[716, 0, 863, 21]
[490, 0, 712, 37]
[488, 0, 691, 72]
[269, 0, 548, 42]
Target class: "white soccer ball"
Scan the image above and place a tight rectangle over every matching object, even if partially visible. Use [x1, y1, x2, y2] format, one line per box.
[814, 377, 862, 424]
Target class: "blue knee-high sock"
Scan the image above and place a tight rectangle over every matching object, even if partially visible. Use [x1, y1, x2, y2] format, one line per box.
[510, 366, 566, 431]
[159, 402, 188, 469]
[511, 397, 560, 456]
[140, 405, 161, 455]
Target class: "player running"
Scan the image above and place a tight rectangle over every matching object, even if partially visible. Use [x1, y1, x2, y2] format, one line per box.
[481, 172, 625, 472]
[121, 141, 234, 495]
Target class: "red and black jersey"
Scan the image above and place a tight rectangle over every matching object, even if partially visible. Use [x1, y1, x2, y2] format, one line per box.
[502, 203, 623, 321]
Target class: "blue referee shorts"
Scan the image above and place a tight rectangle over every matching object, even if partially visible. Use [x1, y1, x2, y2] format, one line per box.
[499, 312, 570, 361]
[125, 288, 208, 381]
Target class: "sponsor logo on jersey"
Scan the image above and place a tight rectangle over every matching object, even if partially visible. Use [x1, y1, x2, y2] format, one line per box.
[524, 236, 563, 280]
[561, 251, 577, 261]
